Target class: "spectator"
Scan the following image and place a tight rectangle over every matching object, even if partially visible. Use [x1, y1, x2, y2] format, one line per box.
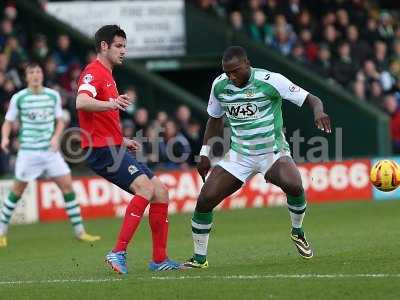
[321, 11, 336, 27]
[313, 44, 331, 78]
[335, 9, 350, 37]
[281, 0, 303, 25]
[31, 34, 49, 63]
[175, 104, 191, 135]
[186, 119, 203, 165]
[299, 29, 318, 62]
[122, 119, 135, 139]
[290, 42, 306, 64]
[156, 110, 168, 127]
[321, 25, 338, 54]
[363, 17, 380, 46]
[229, 11, 245, 34]
[377, 12, 395, 43]
[352, 79, 367, 101]
[43, 56, 59, 87]
[373, 40, 389, 71]
[331, 41, 357, 87]
[196, 0, 225, 18]
[383, 94, 400, 153]
[296, 10, 316, 35]
[357, 59, 380, 84]
[346, 24, 370, 64]
[3, 36, 27, 69]
[133, 107, 149, 134]
[248, 10, 272, 44]
[271, 25, 295, 56]
[0, 18, 14, 51]
[59, 63, 81, 93]
[368, 80, 384, 108]
[264, 0, 280, 22]
[159, 120, 191, 170]
[51, 34, 79, 75]
[0, 52, 9, 74]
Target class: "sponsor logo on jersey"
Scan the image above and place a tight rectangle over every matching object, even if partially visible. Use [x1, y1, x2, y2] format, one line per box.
[245, 89, 254, 98]
[225, 103, 260, 120]
[128, 165, 138, 175]
[27, 110, 53, 120]
[83, 73, 93, 83]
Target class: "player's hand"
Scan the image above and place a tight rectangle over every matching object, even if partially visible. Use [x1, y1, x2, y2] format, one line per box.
[1, 138, 10, 154]
[110, 94, 133, 111]
[123, 138, 141, 152]
[197, 155, 211, 183]
[314, 111, 331, 133]
[50, 136, 59, 152]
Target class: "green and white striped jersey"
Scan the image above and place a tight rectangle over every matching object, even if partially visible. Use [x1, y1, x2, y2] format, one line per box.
[207, 68, 309, 156]
[5, 87, 62, 151]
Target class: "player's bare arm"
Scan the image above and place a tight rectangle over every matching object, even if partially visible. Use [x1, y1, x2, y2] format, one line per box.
[305, 94, 331, 133]
[197, 116, 224, 182]
[76, 93, 132, 112]
[50, 118, 65, 151]
[1, 120, 12, 154]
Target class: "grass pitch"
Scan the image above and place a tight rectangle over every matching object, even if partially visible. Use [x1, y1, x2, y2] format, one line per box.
[0, 201, 399, 300]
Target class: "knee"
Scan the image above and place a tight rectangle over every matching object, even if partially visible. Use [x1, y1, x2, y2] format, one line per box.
[286, 183, 304, 197]
[152, 184, 169, 204]
[134, 181, 155, 200]
[196, 191, 215, 213]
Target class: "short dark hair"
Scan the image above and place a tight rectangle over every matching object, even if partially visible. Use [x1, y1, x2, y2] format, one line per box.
[222, 46, 247, 63]
[94, 25, 126, 53]
[25, 62, 42, 73]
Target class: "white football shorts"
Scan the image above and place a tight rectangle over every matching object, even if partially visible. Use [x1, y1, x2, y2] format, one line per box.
[15, 150, 71, 182]
[217, 149, 291, 182]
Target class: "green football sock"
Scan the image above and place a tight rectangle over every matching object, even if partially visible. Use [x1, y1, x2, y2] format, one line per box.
[287, 192, 307, 234]
[63, 192, 84, 235]
[191, 211, 213, 263]
[0, 192, 21, 234]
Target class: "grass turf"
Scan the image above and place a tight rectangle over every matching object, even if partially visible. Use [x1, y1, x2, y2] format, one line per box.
[0, 200, 399, 300]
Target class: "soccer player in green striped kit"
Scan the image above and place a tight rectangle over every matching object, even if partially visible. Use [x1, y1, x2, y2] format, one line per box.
[183, 46, 331, 268]
[0, 62, 100, 247]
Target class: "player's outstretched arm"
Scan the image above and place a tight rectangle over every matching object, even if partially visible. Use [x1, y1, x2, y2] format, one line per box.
[1, 120, 12, 154]
[197, 116, 224, 182]
[305, 94, 331, 133]
[76, 94, 132, 112]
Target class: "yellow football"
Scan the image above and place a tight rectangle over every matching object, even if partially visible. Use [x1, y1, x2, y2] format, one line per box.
[370, 160, 400, 192]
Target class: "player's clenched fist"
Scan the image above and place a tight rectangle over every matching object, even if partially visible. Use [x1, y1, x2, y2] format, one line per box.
[197, 155, 211, 183]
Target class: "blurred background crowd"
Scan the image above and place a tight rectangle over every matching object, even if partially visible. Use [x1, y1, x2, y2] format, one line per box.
[197, 0, 400, 152]
[1, 0, 400, 175]
[0, 1, 203, 174]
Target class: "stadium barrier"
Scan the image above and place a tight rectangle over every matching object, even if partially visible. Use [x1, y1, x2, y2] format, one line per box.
[4, 157, 397, 225]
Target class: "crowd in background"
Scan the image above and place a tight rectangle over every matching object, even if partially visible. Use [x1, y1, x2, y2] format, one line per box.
[0, 2, 202, 175]
[197, 0, 400, 153]
[1, 1, 400, 175]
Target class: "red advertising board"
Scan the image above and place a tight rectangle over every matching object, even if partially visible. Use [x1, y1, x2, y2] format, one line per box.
[37, 159, 372, 222]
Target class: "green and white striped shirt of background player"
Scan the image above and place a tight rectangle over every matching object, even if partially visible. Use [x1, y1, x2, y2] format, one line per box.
[207, 67, 309, 156]
[5, 87, 63, 150]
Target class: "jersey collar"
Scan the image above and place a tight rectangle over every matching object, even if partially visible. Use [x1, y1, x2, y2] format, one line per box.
[95, 59, 112, 74]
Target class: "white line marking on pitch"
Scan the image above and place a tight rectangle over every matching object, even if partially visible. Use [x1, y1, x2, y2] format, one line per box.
[0, 278, 123, 285]
[149, 274, 400, 280]
[1, 274, 400, 285]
